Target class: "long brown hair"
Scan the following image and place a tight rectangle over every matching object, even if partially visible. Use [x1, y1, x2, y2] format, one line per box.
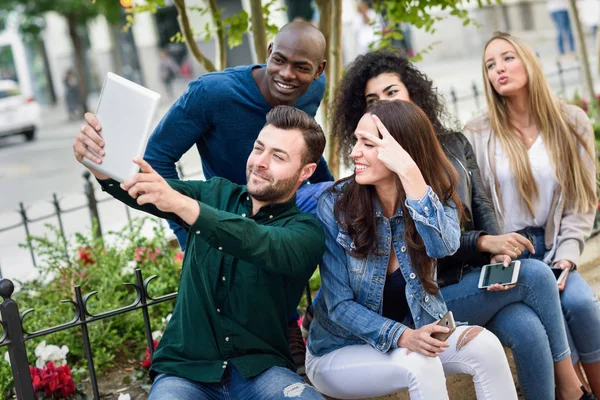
[333, 101, 462, 294]
[481, 32, 597, 215]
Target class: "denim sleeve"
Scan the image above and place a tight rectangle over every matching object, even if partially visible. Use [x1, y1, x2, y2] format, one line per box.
[405, 186, 461, 258]
[144, 80, 210, 249]
[316, 193, 406, 353]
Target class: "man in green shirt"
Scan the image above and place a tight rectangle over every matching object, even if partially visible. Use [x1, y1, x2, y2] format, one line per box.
[76, 106, 327, 399]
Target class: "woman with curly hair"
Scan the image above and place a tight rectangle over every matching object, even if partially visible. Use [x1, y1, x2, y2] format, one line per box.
[305, 49, 594, 400]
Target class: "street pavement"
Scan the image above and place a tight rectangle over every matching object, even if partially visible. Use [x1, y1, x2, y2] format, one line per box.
[1, 36, 599, 282]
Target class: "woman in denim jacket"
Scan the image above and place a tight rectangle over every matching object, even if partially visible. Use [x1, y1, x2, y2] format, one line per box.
[305, 100, 517, 400]
[303, 49, 593, 400]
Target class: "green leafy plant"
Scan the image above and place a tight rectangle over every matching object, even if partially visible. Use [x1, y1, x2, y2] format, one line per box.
[1, 218, 182, 396]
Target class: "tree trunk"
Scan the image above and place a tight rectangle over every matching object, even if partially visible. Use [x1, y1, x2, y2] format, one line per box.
[208, 0, 227, 70]
[37, 39, 56, 104]
[315, 0, 334, 170]
[249, 0, 268, 63]
[568, 0, 595, 105]
[108, 23, 124, 76]
[327, 0, 343, 179]
[173, 0, 217, 72]
[66, 14, 89, 113]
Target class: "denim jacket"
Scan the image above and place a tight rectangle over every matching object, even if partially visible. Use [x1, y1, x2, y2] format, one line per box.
[307, 184, 461, 357]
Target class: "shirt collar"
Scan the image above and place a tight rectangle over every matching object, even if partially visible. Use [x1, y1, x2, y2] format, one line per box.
[240, 187, 298, 217]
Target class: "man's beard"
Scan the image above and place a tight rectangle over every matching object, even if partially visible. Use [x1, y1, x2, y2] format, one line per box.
[246, 168, 300, 203]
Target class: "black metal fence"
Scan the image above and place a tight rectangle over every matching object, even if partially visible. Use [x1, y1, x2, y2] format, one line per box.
[0, 165, 203, 277]
[0, 268, 177, 399]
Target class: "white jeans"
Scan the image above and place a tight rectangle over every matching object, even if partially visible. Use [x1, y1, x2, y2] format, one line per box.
[306, 325, 517, 400]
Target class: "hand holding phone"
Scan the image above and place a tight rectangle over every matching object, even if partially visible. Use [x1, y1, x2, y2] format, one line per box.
[478, 260, 521, 289]
[432, 311, 457, 342]
[551, 266, 570, 291]
[397, 321, 450, 357]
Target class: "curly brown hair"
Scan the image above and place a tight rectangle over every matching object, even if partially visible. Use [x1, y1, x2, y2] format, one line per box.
[332, 49, 454, 164]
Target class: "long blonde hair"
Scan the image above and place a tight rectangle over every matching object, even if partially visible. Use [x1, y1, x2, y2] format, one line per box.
[482, 32, 596, 216]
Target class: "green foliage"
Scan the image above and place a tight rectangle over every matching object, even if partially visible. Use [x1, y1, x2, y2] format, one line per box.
[371, 0, 494, 56]
[0, 355, 14, 400]
[0, 0, 122, 41]
[2, 218, 181, 392]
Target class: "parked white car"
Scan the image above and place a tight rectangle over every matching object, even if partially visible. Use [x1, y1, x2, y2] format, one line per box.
[0, 80, 41, 141]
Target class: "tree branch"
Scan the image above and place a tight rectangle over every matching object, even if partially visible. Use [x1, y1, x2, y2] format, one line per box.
[172, 0, 216, 72]
[249, 0, 267, 62]
[208, 0, 227, 70]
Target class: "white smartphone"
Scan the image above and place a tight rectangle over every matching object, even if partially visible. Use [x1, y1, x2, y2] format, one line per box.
[478, 260, 521, 289]
[551, 267, 568, 285]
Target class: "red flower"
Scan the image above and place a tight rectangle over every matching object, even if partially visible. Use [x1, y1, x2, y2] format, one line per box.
[134, 247, 162, 263]
[141, 340, 159, 369]
[29, 361, 76, 398]
[77, 247, 94, 265]
[174, 251, 184, 263]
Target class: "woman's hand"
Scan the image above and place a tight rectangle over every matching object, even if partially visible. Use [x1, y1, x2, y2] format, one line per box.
[355, 114, 427, 199]
[397, 322, 450, 357]
[554, 259, 573, 292]
[477, 233, 534, 259]
[486, 254, 516, 292]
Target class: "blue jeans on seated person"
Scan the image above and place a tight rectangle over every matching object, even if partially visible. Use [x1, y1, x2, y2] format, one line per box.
[516, 227, 600, 366]
[149, 365, 324, 400]
[441, 259, 570, 400]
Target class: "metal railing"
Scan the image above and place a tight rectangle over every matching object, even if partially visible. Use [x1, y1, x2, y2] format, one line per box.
[0, 165, 203, 276]
[0, 268, 177, 399]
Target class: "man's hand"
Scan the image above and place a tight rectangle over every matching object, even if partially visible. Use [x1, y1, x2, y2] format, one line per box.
[121, 158, 184, 212]
[397, 322, 450, 357]
[72, 113, 109, 180]
[477, 233, 534, 259]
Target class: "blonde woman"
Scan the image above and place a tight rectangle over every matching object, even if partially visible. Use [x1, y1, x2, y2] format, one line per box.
[465, 31, 600, 397]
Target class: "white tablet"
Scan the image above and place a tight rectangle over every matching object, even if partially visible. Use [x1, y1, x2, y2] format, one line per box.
[82, 72, 161, 182]
[478, 260, 521, 289]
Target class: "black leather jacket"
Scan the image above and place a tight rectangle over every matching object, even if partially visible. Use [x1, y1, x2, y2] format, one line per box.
[436, 132, 501, 287]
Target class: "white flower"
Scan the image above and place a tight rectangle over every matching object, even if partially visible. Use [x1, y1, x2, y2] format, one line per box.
[4, 352, 10, 366]
[152, 330, 163, 341]
[162, 313, 172, 325]
[121, 261, 137, 276]
[118, 394, 131, 400]
[34, 341, 69, 369]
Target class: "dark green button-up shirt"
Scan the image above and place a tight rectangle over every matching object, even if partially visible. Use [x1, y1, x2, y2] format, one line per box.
[99, 177, 325, 383]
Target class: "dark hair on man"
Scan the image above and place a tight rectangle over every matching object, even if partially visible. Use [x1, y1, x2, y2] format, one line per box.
[333, 100, 462, 295]
[332, 49, 454, 164]
[265, 105, 326, 165]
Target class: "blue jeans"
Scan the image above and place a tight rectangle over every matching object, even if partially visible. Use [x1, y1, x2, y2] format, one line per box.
[149, 365, 324, 400]
[551, 10, 575, 54]
[516, 227, 600, 366]
[441, 259, 570, 400]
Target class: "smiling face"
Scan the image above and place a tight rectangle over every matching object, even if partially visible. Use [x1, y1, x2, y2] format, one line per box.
[245, 125, 310, 203]
[350, 113, 396, 188]
[484, 39, 528, 97]
[264, 34, 326, 106]
[364, 73, 411, 105]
